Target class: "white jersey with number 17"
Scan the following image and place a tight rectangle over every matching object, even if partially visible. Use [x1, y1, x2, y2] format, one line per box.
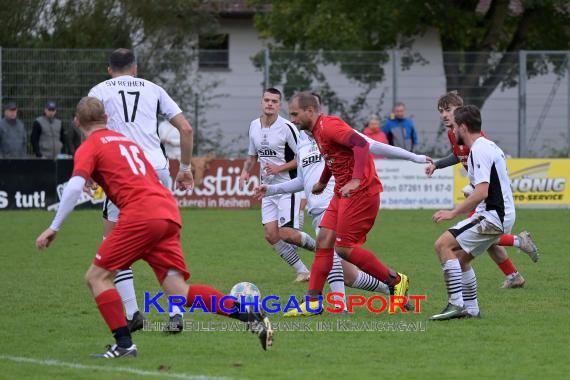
[88, 74, 182, 170]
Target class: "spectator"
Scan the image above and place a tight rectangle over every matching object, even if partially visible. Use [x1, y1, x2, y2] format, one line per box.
[383, 102, 418, 152]
[62, 118, 82, 156]
[31, 101, 66, 158]
[362, 114, 388, 158]
[0, 102, 27, 158]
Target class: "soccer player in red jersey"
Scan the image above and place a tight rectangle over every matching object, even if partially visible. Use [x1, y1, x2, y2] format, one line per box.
[426, 92, 539, 288]
[283, 91, 410, 317]
[35, 97, 273, 357]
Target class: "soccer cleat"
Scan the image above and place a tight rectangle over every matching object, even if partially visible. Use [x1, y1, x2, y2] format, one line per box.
[501, 273, 525, 288]
[464, 311, 482, 319]
[294, 272, 310, 283]
[388, 273, 410, 314]
[244, 305, 273, 350]
[91, 344, 137, 359]
[163, 314, 183, 334]
[283, 300, 323, 318]
[389, 273, 410, 297]
[429, 303, 468, 321]
[126, 311, 145, 333]
[518, 231, 539, 263]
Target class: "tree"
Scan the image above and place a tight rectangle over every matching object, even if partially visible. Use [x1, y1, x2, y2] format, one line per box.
[1, 0, 232, 155]
[251, 0, 570, 108]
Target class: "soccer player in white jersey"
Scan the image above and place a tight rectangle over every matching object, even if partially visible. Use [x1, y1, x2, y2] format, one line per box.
[240, 88, 315, 282]
[88, 48, 194, 332]
[255, 126, 430, 310]
[431, 105, 516, 320]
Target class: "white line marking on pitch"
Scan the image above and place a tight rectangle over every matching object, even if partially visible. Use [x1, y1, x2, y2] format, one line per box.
[0, 354, 236, 380]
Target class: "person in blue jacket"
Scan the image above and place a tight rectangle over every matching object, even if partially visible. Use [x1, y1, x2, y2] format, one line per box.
[383, 102, 417, 152]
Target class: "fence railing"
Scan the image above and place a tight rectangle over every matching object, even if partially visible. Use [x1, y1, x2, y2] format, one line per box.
[1, 48, 569, 158]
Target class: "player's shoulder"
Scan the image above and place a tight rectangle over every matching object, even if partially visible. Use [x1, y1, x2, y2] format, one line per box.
[278, 116, 298, 135]
[248, 117, 261, 131]
[472, 136, 500, 157]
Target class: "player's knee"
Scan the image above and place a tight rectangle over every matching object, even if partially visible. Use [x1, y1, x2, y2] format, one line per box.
[84, 270, 95, 291]
[264, 226, 281, 244]
[278, 228, 294, 243]
[264, 231, 280, 244]
[335, 246, 350, 259]
[434, 237, 446, 256]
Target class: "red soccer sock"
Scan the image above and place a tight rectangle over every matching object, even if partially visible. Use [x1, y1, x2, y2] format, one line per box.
[186, 284, 235, 317]
[346, 246, 394, 284]
[308, 248, 334, 301]
[498, 258, 517, 276]
[95, 288, 128, 331]
[498, 234, 515, 246]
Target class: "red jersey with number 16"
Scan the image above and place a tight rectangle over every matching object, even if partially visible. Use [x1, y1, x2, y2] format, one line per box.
[312, 114, 382, 197]
[447, 129, 487, 170]
[72, 129, 181, 225]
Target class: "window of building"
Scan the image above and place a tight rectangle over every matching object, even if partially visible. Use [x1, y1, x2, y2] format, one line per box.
[199, 34, 229, 69]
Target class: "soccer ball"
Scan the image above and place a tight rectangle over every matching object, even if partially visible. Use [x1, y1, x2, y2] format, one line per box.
[230, 282, 261, 304]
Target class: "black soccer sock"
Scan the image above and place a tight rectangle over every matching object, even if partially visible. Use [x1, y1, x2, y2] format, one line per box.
[112, 326, 133, 348]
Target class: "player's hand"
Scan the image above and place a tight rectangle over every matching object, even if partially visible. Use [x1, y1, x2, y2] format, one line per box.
[239, 171, 250, 190]
[425, 156, 433, 164]
[36, 228, 57, 250]
[425, 163, 436, 177]
[432, 210, 456, 223]
[253, 184, 268, 200]
[176, 170, 194, 191]
[340, 178, 361, 198]
[265, 163, 281, 175]
[312, 182, 327, 195]
[83, 179, 98, 194]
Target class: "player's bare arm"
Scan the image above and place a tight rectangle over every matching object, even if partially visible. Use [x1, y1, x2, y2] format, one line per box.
[240, 155, 257, 189]
[170, 113, 194, 190]
[432, 182, 489, 223]
[266, 159, 297, 175]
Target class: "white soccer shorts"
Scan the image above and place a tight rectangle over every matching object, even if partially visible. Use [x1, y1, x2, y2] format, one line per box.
[103, 167, 172, 222]
[261, 191, 302, 228]
[309, 208, 327, 235]
[448, 214, 504, 256]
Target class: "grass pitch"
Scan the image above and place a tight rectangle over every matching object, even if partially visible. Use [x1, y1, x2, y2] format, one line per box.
[0, 208, 569, 379]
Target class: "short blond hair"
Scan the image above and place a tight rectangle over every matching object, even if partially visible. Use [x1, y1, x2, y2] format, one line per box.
[76, 97, 106, 127]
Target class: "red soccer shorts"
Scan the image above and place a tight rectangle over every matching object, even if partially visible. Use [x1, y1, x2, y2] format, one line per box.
[95, 219, 190, 284]
[320, 192, 380, 247]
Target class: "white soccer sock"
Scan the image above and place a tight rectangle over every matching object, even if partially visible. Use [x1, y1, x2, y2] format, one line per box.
[512, 236, 521, 248]
[443, 259, 463, 307]
[272, 240, 308, 273]
[327, 253, 347, 310]
[352, 270, 390, 294]
[169, 306, 184, 318]
[114, 269, 139, 320]
[300, 231, 316, 252]
[462, 268, 479, 315]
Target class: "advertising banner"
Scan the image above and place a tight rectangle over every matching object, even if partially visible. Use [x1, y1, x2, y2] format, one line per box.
[454, 159, 570, 207]
[375, 160, 454, 209]
[169, 159, 262, 209]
